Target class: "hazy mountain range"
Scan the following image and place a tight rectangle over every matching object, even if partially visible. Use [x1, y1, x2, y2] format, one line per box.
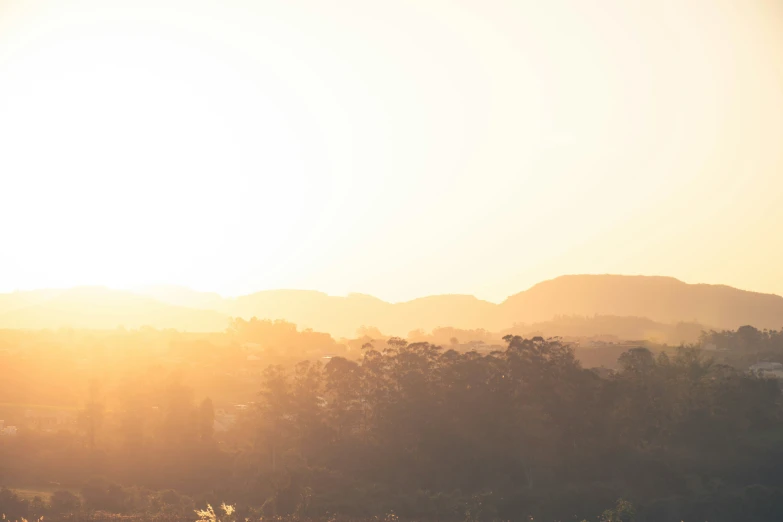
[1, 275, 782, 339]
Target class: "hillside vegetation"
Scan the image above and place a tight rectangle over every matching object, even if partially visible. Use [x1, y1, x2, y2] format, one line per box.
[4, 323, 783, 521]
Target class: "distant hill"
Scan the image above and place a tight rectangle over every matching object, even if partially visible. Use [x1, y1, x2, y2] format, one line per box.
[0, 286, 229, 332]
[500, 275, 783, 330]
[222, 290, 502, 338]
[1, 275, 781, 338]
[220, 276, 783, 336]
[503, 315, 707, 345]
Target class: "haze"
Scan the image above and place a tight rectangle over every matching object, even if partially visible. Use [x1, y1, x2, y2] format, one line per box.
[7, 3, 783, 520]
[2, 0, 782, 302]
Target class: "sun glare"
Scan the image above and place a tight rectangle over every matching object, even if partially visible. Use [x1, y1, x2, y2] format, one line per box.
[2, 0, 783, 300]
[4, 2, 783, 521]
[1, 12, 325, 292]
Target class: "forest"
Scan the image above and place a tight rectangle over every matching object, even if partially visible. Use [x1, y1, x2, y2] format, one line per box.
[3, 323, 783, 521]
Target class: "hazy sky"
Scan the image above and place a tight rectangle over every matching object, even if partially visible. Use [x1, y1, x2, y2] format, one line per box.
[1, 0, 782, 303]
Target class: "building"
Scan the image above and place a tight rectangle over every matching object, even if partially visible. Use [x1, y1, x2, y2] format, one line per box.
[0, 420, 18, 436]
[24, 409, 77, 430]
[749, 362, 783, 380]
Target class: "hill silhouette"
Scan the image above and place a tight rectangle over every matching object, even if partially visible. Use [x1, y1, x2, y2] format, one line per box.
[0, 286, 229, 331]
[220, 275, 783, 336]
[500, 275, 783, 330]
[1, 275, 781, 337]
[221, 290, 502, 336]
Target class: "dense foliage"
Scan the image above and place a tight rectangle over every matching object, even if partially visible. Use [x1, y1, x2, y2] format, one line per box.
[224, 336, 783, 521]
[4, 327, 783, 520]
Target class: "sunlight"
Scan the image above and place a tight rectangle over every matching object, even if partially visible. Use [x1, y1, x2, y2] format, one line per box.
[1, 0, 783, 301]
[2, 1, 783, 520]
[1, 16, 316, 291]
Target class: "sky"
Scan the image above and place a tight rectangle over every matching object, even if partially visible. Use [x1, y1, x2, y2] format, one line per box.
[1, 0, 782, 303]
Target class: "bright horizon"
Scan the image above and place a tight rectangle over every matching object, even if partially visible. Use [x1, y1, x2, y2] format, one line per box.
[2, 272, 783, 307]
[2, 0, 782, 304]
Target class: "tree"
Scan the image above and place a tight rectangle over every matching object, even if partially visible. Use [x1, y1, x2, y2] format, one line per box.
[199, 398, 215, 443]
[258, 365, 293, 472]
[50, 490, 81, 514]
[617, 346, 656, 375]
[324, 357, 363, 440]
[599, 499, 636, 522]
[79, 379, 105, 451]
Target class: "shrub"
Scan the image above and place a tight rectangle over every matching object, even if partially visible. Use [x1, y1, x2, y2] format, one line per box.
[81, 477, 128, 512]
[50, 490, 82, 514]
[0, 488, 29, 521]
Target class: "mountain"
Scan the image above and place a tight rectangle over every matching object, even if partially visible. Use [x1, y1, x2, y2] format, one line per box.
[129, 275, 783, 336]
[500, 275, 783, 330]
[223, 291, 501, 338]
[0, 286, 229, 332]
[2, 275, 782, 338]
[226, 290, 389, 335]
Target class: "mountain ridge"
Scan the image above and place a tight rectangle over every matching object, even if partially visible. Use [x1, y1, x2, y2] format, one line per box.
[1, 275, 781, 337]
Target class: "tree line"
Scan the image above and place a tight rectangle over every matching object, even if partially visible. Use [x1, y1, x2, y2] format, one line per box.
[227, 335, 783, 521]
[4, 329, 783, 520]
